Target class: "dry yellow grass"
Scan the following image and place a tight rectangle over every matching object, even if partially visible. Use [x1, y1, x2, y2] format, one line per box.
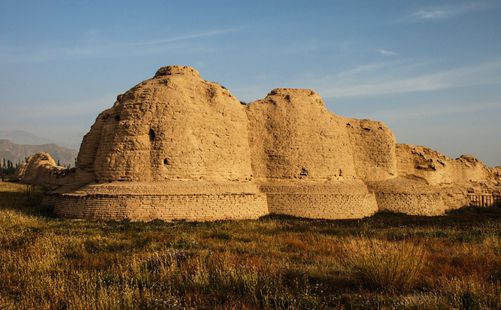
[339, 238, 426, 291]
[0, 181, 500, 309]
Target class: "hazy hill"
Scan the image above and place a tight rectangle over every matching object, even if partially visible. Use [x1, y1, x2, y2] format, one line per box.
[0, 139, 78, 167]
[0, 129, 54, 145]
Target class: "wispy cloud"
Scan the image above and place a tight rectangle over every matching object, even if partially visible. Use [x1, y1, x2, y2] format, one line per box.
[404, 2, 489, 22]
[119, 28, 240, 48]
[317, 60, 501, 98]
[225, 58, 501, 103]
[376, 49, 397, 56]
[232, 59, 418, 101]
[0, 28, 239, 64]
[367, 101, 501, 121]
[334, 60, 411, 78]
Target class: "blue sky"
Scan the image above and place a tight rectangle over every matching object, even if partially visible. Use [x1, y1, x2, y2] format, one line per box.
[0, 0, 500, 165]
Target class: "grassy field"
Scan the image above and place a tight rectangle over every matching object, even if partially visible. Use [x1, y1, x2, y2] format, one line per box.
[0, 181, 500, 309]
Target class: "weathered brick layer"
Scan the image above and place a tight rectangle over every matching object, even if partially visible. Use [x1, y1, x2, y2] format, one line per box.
[53, 192, 268, 221]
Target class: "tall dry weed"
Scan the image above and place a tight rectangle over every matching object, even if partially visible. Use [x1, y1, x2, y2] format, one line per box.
[339, 237, 426, 291]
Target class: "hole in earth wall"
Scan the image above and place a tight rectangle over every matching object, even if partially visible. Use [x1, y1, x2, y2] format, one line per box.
[149, 129, 156, 142]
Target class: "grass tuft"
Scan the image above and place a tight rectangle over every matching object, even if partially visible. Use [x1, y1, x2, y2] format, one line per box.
[339, 237, 426, 292]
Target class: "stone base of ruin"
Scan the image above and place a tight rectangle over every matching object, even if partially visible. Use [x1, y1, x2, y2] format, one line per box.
[259, 180, 378, 219]
[368, 178, 448, 216]
[47, 178, 496, 221]
[52, 182, 269, 221]
[50, 180, 383, 221]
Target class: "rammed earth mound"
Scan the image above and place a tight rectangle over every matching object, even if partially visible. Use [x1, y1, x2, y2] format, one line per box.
[17, 66, 501, 221]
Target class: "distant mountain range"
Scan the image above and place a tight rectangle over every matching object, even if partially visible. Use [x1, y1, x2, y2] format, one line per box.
[0, 129, 55, 145]
[0, 139, 78, 167]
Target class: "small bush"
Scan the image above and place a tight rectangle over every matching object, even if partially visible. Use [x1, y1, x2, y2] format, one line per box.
[339, 237, 426, 292]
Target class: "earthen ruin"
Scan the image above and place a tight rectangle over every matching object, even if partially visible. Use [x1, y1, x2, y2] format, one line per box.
[17, 66, 501, 221]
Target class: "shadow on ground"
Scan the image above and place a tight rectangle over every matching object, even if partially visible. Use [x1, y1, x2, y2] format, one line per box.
[257, 207, 501, 242]
[0, 184, 53, 217]
[1, 181, 500, 232]
[262, 206, 501, 227]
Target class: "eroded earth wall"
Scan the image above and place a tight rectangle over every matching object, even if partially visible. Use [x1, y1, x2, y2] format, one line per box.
[16, 152, 74, 187]
[246, 88, 357, 181]
[395, 144, 499, 209]
[80, 66, 253, 183]
[345, 119, 397, 181]
[246, 88, 379, 219]
[396, 144, 491, 185]
[54, 66, 270, 220]
[16, 65, 500, 221]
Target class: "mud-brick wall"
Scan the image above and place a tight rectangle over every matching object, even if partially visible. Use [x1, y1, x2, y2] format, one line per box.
[266, 193, 378, 219]
[374, 192, 446, 216]
[345, 119, 397, 182]
[395, 144, 491, 185]
[53, 193, 268, 221]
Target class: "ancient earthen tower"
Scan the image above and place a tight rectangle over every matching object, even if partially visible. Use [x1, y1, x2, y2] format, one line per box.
[18, 66, 501, 221]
